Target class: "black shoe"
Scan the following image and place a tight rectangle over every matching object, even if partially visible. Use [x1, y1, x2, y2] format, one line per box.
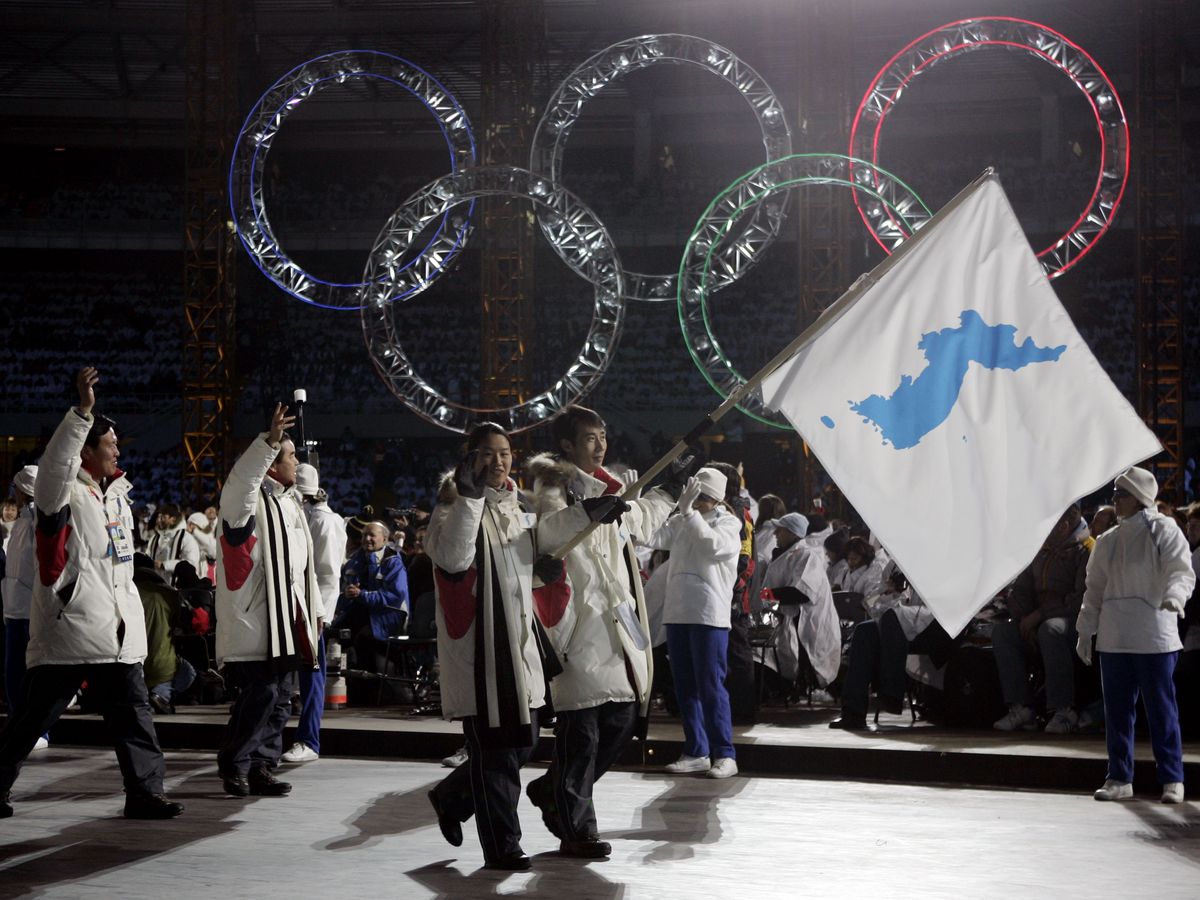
[878, 695, 905, 716]
[559, 837, 611, 859]
[485, 852, 532, 871]
[828, 713, 869, 731]
[124, 792, 185, 819]
[1, 791, 12, 818]
[220, 770, 250, 797]
[148, 693, 173, 715]
[248, 767, 292, 796]
[525, 776, 564, 840]
[428, 789, 463, 847]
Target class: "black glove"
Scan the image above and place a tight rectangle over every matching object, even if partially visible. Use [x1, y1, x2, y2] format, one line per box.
[453, 453, 485, 500]
[582, 495, 630, 524]
[533, 554, 565, 585]
[773, 586, 812, 606]
[660, 450, 704, 501]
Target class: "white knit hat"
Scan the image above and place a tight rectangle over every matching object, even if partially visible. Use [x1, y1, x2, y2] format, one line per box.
[187, 511, 209, 529]
[1115, 466, 1157, 509]
[295, 463, 320, 497]
[12, 464, 37, 496]
[694, 467, 727, 502]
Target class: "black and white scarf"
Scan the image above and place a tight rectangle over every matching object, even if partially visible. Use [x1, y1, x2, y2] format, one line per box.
[259, 485, 319, 673]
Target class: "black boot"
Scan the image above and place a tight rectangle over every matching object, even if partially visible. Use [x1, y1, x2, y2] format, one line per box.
[124, 792, 185, 819]
[248, 767, 292, 796]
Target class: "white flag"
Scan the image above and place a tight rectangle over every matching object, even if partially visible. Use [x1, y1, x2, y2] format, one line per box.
[760, 173, 1161, 637]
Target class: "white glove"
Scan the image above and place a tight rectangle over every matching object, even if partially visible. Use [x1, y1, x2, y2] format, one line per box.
[619, 468, 641, 500]
[1075, 633, 1093, 666]
[1161, 596, 1186, 615]
[677, 476, 702, 513]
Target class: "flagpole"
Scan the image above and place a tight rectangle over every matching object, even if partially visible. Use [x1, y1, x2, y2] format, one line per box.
[547, 168, 997, 561]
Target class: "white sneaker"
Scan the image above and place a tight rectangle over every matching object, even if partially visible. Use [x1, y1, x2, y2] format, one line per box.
[993, 704, 1037, 732]
[280, 742, 319, 764]
[706, 757, 738, 779]
[1043, 708, 1079, 734]
[665, 755, 711, 774]
[31, 737, 49, 752]
[1162, 782, 1185, 804]
[441, 747, 468, 768]
[1094, 779, 1133, 801]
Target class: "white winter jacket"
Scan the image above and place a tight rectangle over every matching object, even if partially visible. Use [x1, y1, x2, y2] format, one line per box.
[2, 503, 36, 620]
[762, 542, 841, 686]
[1077, 509, 1195, 654]
[528, 455, 673, 714]
[27, 409, 147, 667]
[148, 521, 201, 578]
[651, 506, 742, 629]
[304, 499, 347, 623]
[425, 478, 545, 723]
[215, 435, 320, 664]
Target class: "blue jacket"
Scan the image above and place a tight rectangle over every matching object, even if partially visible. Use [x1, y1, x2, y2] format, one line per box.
[338, 547, 410, 640]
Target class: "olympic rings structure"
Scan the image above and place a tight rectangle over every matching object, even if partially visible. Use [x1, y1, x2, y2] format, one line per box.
[678, 155, 930, 429]
[230, 18, 1129, 433]
[360, 165, 624, 434]
[229, 50, 477, 310]
[530, 34, 792, 303]
[849, 16, 1129, 280]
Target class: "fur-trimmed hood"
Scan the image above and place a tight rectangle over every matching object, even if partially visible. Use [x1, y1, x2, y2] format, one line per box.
[526, 452, 623, 499]
[525, 452, 574, 490]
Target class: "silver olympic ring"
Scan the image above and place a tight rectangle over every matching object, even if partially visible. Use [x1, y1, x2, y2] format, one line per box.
[849, 16, 1129, 280]
[679, 154, 931, 429]
[359, 165, 624, 434]
[229, 50, 477, 310]
[531, 34, 792, 303]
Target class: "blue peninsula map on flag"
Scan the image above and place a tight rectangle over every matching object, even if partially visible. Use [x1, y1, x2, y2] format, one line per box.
[838, 309, 1067, 450]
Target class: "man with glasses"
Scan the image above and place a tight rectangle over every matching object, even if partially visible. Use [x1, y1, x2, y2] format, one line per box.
[1076, 466, 1195, 803]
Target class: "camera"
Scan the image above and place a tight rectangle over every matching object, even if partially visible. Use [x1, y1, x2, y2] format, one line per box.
[386, 506, 419, 520]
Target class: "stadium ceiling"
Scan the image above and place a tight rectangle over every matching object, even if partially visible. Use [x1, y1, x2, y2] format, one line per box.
[0, 0, 1192, 149]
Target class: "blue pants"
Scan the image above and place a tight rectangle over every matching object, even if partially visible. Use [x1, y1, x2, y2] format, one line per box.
[666, 624, 734, 761]
[295, 633, 327, 753]
[1099, 650, 1183, 784]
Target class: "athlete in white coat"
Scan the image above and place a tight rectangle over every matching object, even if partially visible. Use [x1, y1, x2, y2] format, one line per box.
[1077, 466, 1195, 804]
[0, 367, 181, 820]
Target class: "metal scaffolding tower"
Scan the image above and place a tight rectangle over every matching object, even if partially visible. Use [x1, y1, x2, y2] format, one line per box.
[478, 0, 543, 413]
[182, 0, 237, 503]
[1135, 0, 1186, 500]
[796, 2, 853, 513]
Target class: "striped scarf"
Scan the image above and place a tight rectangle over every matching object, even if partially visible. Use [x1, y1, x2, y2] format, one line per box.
[259, 485, 319, 673]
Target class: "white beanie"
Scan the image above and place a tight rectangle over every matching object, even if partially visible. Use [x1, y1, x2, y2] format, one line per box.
[1115, 466, 1157, 509]
[12, 464, 37, 496]
[694, 467, 727, 502]
[187, 512, 209, 529]
[295, 463, 320, 497]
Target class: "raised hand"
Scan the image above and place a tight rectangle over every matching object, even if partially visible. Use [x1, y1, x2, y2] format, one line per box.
[676, 475, 703, 513]
[267, 402, 297, 447]
[454, 451, 485, 499]
[76, 366, 99, 414]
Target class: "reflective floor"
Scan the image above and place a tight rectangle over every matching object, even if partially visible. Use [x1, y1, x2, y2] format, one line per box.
[1, 747, 1198, 899]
